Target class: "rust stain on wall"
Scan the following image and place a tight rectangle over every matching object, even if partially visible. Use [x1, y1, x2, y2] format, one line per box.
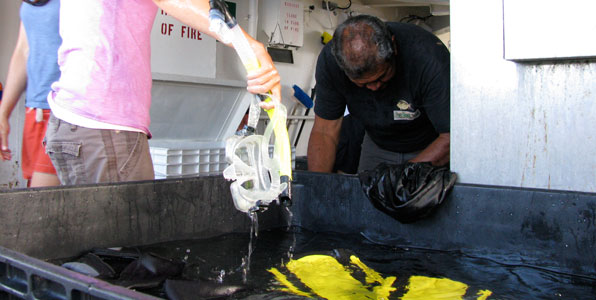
[0, 160, 21, 190]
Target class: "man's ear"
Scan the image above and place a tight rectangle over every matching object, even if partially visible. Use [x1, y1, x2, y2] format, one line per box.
[391, 36, 397, 55]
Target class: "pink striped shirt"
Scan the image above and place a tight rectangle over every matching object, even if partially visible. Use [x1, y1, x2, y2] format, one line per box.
[49, 0, 158, 135]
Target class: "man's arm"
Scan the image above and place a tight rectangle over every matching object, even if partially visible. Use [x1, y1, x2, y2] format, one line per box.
[409, 132, 450, 166]
[0, 22, 29, 161]
[152, 0, 280, 103]
[307, 115, 343, 173]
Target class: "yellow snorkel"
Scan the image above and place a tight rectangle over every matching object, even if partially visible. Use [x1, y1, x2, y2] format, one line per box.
[209, 0, 292, 213]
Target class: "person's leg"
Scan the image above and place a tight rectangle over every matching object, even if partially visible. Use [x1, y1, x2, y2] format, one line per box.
[357, 133, 420, 173]
[45, 114, 154, 185]
[30, 172, 60, 187]
[21, 108, 38, 184]
[333, 115, 366, 174]
[28, 109, 60, 187]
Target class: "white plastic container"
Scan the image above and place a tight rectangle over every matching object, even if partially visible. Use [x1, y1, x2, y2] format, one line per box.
[149, 139, 295, 179]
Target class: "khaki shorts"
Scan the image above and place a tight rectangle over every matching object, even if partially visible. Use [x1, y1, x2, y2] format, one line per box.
[45, 114, 155, 185]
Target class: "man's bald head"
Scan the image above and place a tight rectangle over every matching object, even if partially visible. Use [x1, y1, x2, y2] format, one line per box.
[331, 15, 395, 80]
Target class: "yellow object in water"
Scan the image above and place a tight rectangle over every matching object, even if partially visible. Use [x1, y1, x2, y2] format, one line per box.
[349, 255, 397, 297]
[268, 254, 493, 300]
[401, 276, 467, 300]
[477, 289, 493, 300]
[268, 267, 313, 298]
[271, 254, 394, 299]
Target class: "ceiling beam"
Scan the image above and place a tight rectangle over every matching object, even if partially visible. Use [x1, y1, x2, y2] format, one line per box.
[360, 0, 449, 8]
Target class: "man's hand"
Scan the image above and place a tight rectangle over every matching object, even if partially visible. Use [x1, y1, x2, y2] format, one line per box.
[0, 115, 12, 160]
[246, 37, 281, 110]
[409, 132, 450, 166]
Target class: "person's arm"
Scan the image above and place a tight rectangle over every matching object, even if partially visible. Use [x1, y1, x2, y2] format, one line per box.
[152, 0, 281, 104]
[307, 115, 343, 173]
[412, 55, 450, 166]
[0, 22, 29, 161]
[409, 132, 449, 166]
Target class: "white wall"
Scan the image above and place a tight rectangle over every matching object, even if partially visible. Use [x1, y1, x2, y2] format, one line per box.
[0, 1, 27, 189]
[149, 0, 259, 145]
[451, 0, 596, 192]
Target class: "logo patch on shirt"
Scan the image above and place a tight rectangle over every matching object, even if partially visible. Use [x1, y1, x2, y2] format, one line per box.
[394, 110, 420, 120]
[396, 100, 411, 110]
[394, 99, 420, 121]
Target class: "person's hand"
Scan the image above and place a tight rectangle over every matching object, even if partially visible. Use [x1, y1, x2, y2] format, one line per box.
[0, 114, 12, 161]
[246, 37, 281, 110]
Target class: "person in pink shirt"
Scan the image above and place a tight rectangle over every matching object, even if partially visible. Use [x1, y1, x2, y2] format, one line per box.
[45, 0, 281, 185]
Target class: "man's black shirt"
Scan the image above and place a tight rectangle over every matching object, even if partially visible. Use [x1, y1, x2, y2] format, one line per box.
[314, 22, 450, 153]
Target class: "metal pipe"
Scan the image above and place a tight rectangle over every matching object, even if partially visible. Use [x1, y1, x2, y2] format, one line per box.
[248, 0, 258, 37]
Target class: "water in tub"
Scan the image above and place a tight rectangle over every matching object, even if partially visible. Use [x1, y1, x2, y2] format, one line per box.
[56, 226, 596, 299]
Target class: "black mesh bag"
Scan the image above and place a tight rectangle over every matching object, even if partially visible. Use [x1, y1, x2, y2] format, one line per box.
[359, 162, 457, 223]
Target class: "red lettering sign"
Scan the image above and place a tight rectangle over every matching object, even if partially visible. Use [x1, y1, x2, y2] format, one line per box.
[161, 23, 174, 36]
[180, 26, 203, 40]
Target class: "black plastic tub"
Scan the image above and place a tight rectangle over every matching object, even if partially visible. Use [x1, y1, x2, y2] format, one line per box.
[1, 171, 595, 299]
